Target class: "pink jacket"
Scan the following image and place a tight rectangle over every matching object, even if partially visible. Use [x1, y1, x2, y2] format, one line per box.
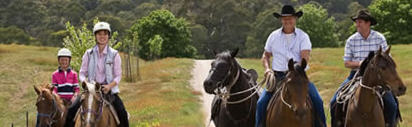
[52, 67, 79, 101]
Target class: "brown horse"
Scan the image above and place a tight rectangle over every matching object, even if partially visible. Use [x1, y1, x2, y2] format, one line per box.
[345, 46, 406, 127]
[34, 84, 67, 127]
[74, 81, 118, 127]
[266, 59, 313, 127]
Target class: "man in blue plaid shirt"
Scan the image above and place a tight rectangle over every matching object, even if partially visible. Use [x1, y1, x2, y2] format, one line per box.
[330, 9, 400, 127]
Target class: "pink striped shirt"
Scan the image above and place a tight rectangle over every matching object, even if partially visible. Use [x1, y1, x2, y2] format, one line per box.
[52, 68, 80, 101]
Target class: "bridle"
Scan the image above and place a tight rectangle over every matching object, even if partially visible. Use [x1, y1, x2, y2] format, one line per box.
[36, 95, 63, 127]
[211, 60, 261, 105]
[79, 90, 107, 126]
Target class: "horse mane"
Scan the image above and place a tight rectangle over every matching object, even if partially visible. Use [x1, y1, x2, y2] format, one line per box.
[358, 51, 374, 76]
[293, 63, 308, 80]
[39, 87, 65, 109]
[216, 50, 241, 68]
[86, 82, 96, 94]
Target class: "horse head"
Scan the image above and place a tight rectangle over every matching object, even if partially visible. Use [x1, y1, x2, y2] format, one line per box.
[34, 84, 61, 127]
[284, 58, 310, 118]
[79, 81, 104, 127]
[203, 48, 240, 94]
[363, 46, 406, 96]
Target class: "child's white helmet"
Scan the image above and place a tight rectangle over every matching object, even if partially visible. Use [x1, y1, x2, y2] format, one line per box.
[57, 48, 72, 57]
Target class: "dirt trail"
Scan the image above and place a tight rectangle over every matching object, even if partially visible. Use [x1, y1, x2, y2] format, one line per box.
[190, 60, 215, 127]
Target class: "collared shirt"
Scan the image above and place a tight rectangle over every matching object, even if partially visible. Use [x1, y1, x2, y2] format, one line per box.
[52, 67, 79, 101]
[79, 45, 122, 85]
[264, 27, 312, 71]
[343, 30, 388, 62]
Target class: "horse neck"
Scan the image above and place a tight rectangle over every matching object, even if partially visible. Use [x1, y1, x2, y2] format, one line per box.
[356, 66, 381, 113]
[226, 69, 255, 117]
[228, 72, 250, 100]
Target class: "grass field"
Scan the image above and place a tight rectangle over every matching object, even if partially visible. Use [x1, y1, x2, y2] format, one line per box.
[0, 44, 202, 127]
[238, 44, 412, 127]
[1, 43, 411, 126]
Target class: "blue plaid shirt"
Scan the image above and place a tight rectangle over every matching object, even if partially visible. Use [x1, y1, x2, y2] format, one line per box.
[344, 30, 388, 62]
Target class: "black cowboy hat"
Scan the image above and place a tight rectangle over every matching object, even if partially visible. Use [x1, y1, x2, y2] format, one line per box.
[273, 5, 303, 18]
[351, 9, 377, 26]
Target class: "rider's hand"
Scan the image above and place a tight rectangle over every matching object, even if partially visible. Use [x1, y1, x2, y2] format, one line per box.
[71, 93, 77, 103]
[102, 85, 112, 94]
[264, 68, 272, 77]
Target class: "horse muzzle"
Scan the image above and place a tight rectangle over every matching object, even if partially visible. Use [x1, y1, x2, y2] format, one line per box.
[203, 80, 218, 94]
[396, 86, 406, 96]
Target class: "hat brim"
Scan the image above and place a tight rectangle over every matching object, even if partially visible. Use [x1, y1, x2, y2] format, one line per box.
[351, 16, 377, 26]
[273, 11, 303, 18]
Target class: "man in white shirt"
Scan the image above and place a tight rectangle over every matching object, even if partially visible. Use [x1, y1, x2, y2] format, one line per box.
[255, 5, 326, 127]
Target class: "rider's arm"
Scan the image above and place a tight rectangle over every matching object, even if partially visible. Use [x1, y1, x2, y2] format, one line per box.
[107, 53, 122, 89]
[79, 52, 89, 83]
[262, 51, 272, 75]
[300, 50, 310, 63]
[344, 61, 361, 69]
[343, 38, 361, 69]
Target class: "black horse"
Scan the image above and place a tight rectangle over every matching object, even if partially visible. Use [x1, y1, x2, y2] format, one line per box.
[203, 49, 259, 127]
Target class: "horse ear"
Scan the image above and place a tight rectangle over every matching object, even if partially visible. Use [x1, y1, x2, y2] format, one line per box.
[47, 83, 54, 92]
[231, 48, 239, 58]
[34, 85, 41, 95]
[377, 46, 382, 55]
[301, 58, 307, 70]
[367, 51, 375, 59]
[384, 45, 391, 55]
[213, 49, 218, 56]
[288, 59, 295, 71]
[82, 81, 88, 91]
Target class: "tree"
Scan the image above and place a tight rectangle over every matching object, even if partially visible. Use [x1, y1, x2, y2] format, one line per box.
[130, 9, 196, 60]
[0, 26, 31, 45]
[147, 35, 163, 60]
[122, 31, 141, 82]
[62, 18, 121, 71]
[244, 5, 282, 58]
[2, 0, 46, 36]
[369, 0, 412, 44]
[297, 2, 339, 47]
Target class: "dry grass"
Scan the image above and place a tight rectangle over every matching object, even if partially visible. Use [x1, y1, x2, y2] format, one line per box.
[121, 58, 202, 127]
[239, 44, 412, 127]
[0, 44, 202, 127]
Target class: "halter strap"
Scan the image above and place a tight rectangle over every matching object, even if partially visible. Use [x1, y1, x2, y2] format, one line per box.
[359, 79, 385, 108]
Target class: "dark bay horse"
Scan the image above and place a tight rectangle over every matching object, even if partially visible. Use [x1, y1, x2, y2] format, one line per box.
[344, 46, 406, 127]
[74, 81, 118, 127]
[266, 59, 313, 127]
[34, 84, 66, 127]
[203, 49, 259, 127]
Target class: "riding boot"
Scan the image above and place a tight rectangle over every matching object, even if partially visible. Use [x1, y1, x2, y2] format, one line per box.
[112, 94, 129, 127]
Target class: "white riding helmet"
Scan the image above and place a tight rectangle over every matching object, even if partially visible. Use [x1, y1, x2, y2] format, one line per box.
[57, 48, 72, 57]
[93, 22, 111, 35]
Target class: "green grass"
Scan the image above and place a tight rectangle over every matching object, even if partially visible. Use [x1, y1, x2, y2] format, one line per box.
[2, 43, 411, 126]
[0, 44, 202, 127]
[0, 44, 58, 126]
[238, 44, 412, 127]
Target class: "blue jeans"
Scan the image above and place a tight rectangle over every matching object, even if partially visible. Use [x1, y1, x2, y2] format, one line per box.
[330, 71, 399, 126]
[255, 80, 326, 127]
